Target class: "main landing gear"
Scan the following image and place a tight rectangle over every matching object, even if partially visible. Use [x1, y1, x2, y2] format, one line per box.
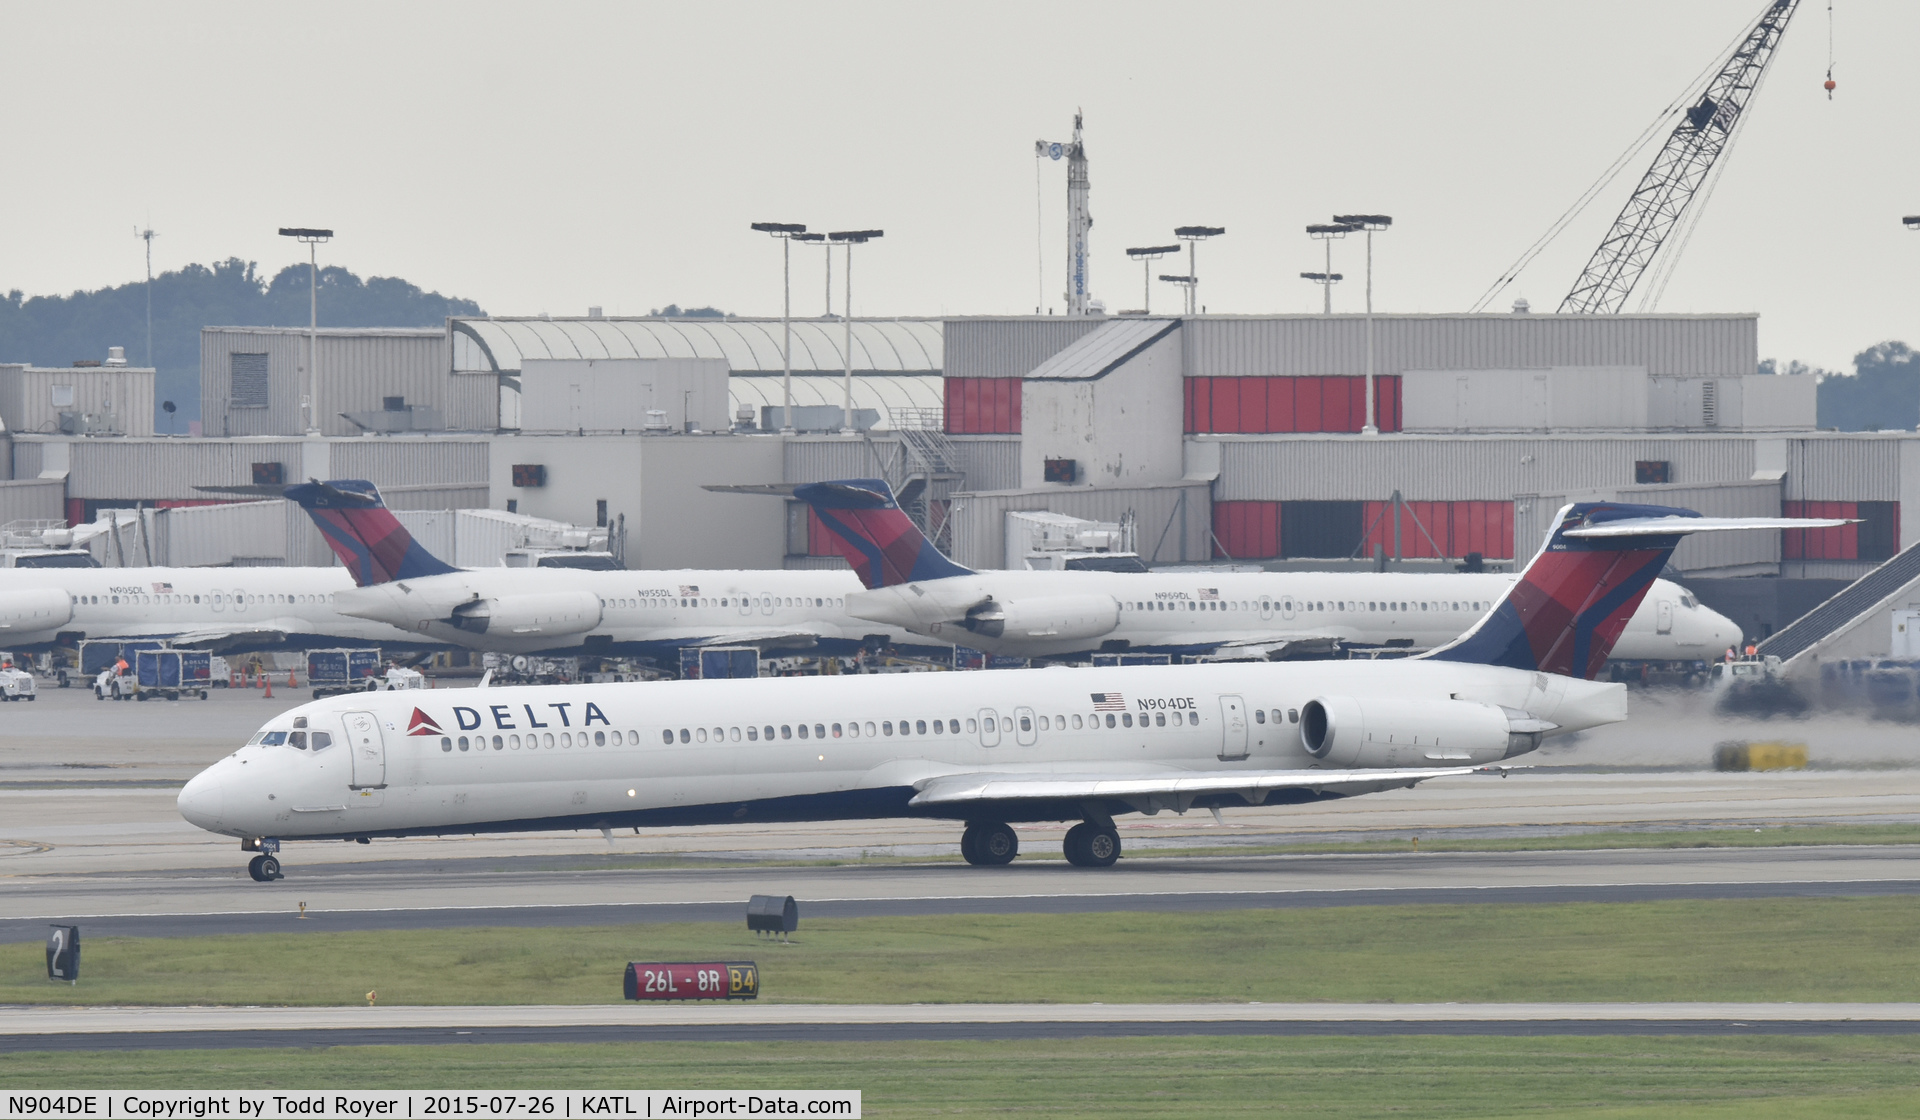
[243, 838, 284, 882]
[956, 818, 1122, 868]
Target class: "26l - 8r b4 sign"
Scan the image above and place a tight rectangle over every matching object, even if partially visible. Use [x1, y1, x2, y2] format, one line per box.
[623, 961, 758, 1000]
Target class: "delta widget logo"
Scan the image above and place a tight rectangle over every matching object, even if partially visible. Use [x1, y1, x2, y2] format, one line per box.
[407, 708, 443, 736]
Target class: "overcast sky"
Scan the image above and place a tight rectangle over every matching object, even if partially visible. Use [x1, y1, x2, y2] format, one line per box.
[4, 0, 1914, 370]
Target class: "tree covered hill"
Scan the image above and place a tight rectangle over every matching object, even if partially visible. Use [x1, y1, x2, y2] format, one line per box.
[0, 259, 482, 431]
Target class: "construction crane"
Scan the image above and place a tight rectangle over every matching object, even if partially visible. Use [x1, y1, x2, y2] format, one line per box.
[1558, 0, 1800, 314]
[1036, 112, 1093, 316]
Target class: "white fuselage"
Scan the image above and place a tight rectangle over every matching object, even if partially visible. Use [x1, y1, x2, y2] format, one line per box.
[0, 567, 417, 649]
[177, 659, 1627, 842]
[849, 571, 1735, 660]
[332, 568, 919, 654]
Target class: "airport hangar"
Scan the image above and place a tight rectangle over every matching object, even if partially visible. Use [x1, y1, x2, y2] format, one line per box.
[0, 308, 1910, 644]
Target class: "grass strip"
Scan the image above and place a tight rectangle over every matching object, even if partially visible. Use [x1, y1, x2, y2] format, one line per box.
[5, 897, 1920, 1007]
[5, 1037, 1920, 1116]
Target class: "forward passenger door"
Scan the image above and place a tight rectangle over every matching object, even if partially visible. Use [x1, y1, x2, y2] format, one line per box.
[1217, 695, 1249, 761]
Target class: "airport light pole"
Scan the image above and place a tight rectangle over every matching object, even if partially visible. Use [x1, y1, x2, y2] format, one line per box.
[278, 227, 333, 436]
[751, 222, 808, 434]
[1334, 214, 1392, 435]
[828, 230, 883, 435]
[1173, 226, 1225, 314]
[1305, 224, 1356, 315]
[1126, 245, 1179, 313]
[135, 225, 158, 368]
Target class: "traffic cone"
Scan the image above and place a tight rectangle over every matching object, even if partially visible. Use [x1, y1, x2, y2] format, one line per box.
[288, 669, 298, 689]
[262, 673, 273, 699]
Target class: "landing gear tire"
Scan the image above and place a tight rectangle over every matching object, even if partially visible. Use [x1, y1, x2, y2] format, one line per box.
[960, 821, 1019, 866]
[246, 854, 282, 882]
[1064, 823, 1121, 868]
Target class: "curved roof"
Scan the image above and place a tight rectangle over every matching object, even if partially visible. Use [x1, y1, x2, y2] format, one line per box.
[453, 317, 942, 375]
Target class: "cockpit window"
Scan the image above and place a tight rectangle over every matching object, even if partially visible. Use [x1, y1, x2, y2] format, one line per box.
[288, 732, 307, 750]
[259, 731, 288, 746]
[312, 732, 333, 752]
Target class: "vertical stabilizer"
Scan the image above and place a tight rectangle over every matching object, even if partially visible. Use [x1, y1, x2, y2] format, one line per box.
[791, 479, 974, 589]
[284, 479, 459, 587]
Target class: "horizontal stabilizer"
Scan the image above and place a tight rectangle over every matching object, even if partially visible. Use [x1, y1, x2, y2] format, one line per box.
[1564, 515, 1856, 538]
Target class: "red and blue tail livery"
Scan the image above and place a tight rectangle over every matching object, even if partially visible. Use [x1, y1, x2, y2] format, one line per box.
[1426, 502, 1695, 679]
[285, 479, 459, 587]
[791, 479, 972, 589]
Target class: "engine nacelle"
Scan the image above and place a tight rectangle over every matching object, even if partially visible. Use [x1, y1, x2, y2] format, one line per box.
[963, 593, 1120, 642]
[1299, 695, 1544, 768]
[0, 588, 74, 634]
[449, 591, 603, 637]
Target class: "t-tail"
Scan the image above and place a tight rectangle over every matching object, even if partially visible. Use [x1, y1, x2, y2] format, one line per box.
[284, 479, 459, 587]
[1425, 502, 1850, 680]
[791, 479, 973, 589]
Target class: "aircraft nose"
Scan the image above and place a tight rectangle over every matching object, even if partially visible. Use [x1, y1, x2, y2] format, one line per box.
[177, 770, 229, 831]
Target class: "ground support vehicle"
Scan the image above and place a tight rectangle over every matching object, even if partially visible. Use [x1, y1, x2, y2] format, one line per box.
[308, 649, 382, 699]
[134, 649, 212, 701]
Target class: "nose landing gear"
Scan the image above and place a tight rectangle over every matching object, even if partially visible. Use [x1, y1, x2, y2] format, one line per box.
[243, 837, 284, 882]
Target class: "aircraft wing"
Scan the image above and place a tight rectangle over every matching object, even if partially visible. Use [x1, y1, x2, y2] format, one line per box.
[648, 628, 829, 651]
[164, 623, 298, 650]
[908, 765, 1480, 812]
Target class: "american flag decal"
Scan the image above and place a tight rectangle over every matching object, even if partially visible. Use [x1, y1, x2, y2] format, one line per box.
[679, 584, 699, 597]
[1091, 692, 1126, 711]
[151, 582, 174, 594]
[1197, 587, 1219, 601]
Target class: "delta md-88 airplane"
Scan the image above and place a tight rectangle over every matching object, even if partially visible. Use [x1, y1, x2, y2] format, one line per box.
[178, 501, 1838, 881]
[789, 479, 1737, 663]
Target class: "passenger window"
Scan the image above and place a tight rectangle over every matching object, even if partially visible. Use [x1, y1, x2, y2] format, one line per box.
[288, 732, 307, 750]
[1037, 716, 1049, 731]
[864, 722, 876, 736]
[764, 726, 775, 740]
[883, 722, 894, 736]
[609, 731, 621, 746]
[1122, 713, 1133, 727]
[663, 730, 674, 744]
[729, 728, 740, 742]
[1155, 713, 1165, 727]
[781, 725, 793, 740]
[458, 736, 470, 751]
[1188, 712, 1200, 725]
[1104, 714, 1116, 728]
[932, 720, 944, 734]
[441, 737, 453, 752]
[492, 735, 503, 750]
[847, 722, 861, 738]
[833, 723, 843, 738]
[1054, 713, 1065, 728]
[916, 720, 928, 734]
[544, 733, 555, 748]
[1072, 715, 1084, 729]
[1288, 709, 1299, 723]
[798, 724, 810, 740]
[747, 726, 759, 741]
[562, 732, 574, 748]
[1018, 715, 1031, 732]
[679, 729, 691, 744]
[696, 729, 708, 743]
[1254, 709, 1266, 724]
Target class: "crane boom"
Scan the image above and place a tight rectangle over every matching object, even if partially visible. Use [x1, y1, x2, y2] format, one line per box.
[1560, 0, 1799, 315]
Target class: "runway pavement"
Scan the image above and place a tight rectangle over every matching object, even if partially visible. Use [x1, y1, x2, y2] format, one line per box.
[6, 1002, 1920, 1051]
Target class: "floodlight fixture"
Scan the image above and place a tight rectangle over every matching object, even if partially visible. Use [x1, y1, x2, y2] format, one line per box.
[1906, 216, 1920, 230]
[278, 226, 334, 435]
[752, 222, 810, 433]
[1127, 244, 1180, 312]
[1333, 213, 1394, 434]
[828, 229, 885, 244]
[1170, 226, 1226, 314]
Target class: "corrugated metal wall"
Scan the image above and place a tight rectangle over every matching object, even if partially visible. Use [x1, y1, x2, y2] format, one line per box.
[201, 329, 476, 437]
[1214, 435, 1760, 502]
[154, 501, 289, 566]
[944, 378, 1022, 432]
[949, 438, 1021, 492]
[784, 437, 904, 485]
[0, 367, 155, 437]
[1786, 438, 1902, 500]
[1187, 376, 1402, 433]
[330, 439, 489, 490]
[944, 318, 1102, 379]
[1181, 315, 1757, 378]
[0, 479, 64, 524]
[65, 439, 310, 500]
[946, 482, 1210, 569]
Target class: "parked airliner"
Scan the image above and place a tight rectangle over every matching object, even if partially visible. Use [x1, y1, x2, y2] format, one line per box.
[792, 479, 1738, 661]
[285, 480, 920, 657]
[0, 566, 420, 654]
[179, 501, 1840, 881]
